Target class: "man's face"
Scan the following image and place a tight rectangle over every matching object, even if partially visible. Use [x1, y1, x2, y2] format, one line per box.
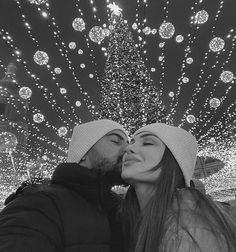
[86, 129, 128, 172]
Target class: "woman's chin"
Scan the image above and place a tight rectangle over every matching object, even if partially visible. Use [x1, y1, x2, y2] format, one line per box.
[121, 169, 134, 182]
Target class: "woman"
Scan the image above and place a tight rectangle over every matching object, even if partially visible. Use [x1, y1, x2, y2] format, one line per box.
[121, 123, 236, 252]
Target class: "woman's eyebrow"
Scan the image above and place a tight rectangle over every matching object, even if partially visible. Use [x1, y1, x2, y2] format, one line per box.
[139, 133, 159, 139]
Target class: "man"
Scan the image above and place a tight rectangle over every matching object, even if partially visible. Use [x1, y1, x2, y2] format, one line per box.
[0, 119, 128, 252]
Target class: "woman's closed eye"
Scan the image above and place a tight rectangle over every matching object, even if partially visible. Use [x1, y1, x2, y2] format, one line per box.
[143, 142, 154, 145]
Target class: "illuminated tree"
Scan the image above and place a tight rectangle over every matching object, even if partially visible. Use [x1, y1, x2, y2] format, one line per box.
[98, 8, 166, 135]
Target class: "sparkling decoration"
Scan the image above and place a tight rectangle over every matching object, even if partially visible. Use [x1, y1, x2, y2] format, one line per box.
[143, 27, 152, 35]
[186, 114, 196, 123]
[89, 26, 106, 43]
[33, 50, 49, 65]
[75, 101, 81, 107]
[209, 37, 225, 52]
[151, 29, 157, 35]
[209, 137, 216, 143]
[80, 63, 85, 68]
[57, 127, 68, 137]
[159, 42, 165, 48]
[60, 88, 67, 94]
[109, 24, 115, 31]
[220, 70, 234, 83]
[107, 2, 123, 15]
[186, 57, 194, 64]
[132, 23, 138, 30]
[0, 132, 18, 153]
[89, 74, 94, 78]
[78, 49, 83, 55]
[169, 91, 174, 97]
[151, 68, 156, 72]
[103, 28, 111, 37]
[42, 155, 48, 160]
[68, 42, 76, 49]
[72, 18, 86, 32]
[28, 0, 48, 5]
[33, 113, 45, 123]
[194, 10, 209, 24]
[176, 35, 184, 43]
[210, 98, 221, 108]
[19, 87, 32, 99]
[159, 22, 175, 39]
[54, 67, 62, 74]
[158, 56, 164, 61]
[182, 77, 189, 83]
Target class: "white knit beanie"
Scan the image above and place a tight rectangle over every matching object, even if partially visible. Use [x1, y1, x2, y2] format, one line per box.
[67, 119, 128, 163]
[134, 123, 198, 186]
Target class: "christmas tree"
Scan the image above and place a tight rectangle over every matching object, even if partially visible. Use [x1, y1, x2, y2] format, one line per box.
[98, 6, 166, 135]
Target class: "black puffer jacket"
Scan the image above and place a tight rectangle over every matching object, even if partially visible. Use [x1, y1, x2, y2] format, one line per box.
[0, 163, 124, 252]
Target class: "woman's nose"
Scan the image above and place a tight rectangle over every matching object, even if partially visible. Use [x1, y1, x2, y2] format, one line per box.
[125, 143, 135, 154]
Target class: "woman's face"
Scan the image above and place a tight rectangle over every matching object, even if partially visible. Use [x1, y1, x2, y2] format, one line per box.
[121, 131, 166, 183]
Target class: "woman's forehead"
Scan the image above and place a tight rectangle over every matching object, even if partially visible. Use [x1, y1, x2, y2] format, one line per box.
[133, 131, 160, 140]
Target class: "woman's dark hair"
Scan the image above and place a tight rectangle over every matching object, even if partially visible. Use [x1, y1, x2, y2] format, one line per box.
[122, 147, 236, 252]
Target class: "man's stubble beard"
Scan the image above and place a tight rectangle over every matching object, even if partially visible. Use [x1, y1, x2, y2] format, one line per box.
[94, 155, 123, 174]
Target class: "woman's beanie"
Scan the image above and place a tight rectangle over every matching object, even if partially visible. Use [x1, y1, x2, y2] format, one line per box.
[67, 119, 127, 163]
[134, 123, 198, 186]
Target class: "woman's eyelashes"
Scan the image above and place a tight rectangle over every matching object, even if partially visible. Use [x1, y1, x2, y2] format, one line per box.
[143, 142, 154, 146]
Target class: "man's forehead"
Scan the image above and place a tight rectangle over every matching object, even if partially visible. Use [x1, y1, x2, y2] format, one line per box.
[105, 129, 128, 140]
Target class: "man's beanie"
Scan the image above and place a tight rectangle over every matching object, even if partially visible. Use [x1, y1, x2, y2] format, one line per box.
[134, 123, 198, 186]
[67, 119, 127, 163]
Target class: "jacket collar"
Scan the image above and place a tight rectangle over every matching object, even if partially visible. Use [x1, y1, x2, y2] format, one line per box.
[51, 163, 122, 209]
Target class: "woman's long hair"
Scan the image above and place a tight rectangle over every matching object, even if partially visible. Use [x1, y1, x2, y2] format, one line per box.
[122, 147, 236, 252]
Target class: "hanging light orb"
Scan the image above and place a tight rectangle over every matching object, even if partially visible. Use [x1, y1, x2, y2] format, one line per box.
[58, 127, 68, 137]
[220, 70, 234, 83]
[143, 27, 152, 35]
[28, 0, 48, 5]
[103, 28, 111, 37]
[60, 88, 67, 94]
[159, 22, 175, 39]
[182, 77, 189, 83]
[169, 91, 175, 97]
[54, 67, 62, 74]
[176, 35, 184, 43]
[186, 57, 194, 64]
[209, 37, 225, 52]
[33, 50, 49, 65]
[89, 26, 106, 43]
[186, 115, 196, 124]
[132, 23, 138, 30]
[75, 101, 81, 107]
[194, 10, 209, 24]
[68, 42, 76, 50]
[33, 113, 45, 123]
[210, 98, 221, 108]
[19, 87, 32, 99]
[72, 18, 86, 32]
